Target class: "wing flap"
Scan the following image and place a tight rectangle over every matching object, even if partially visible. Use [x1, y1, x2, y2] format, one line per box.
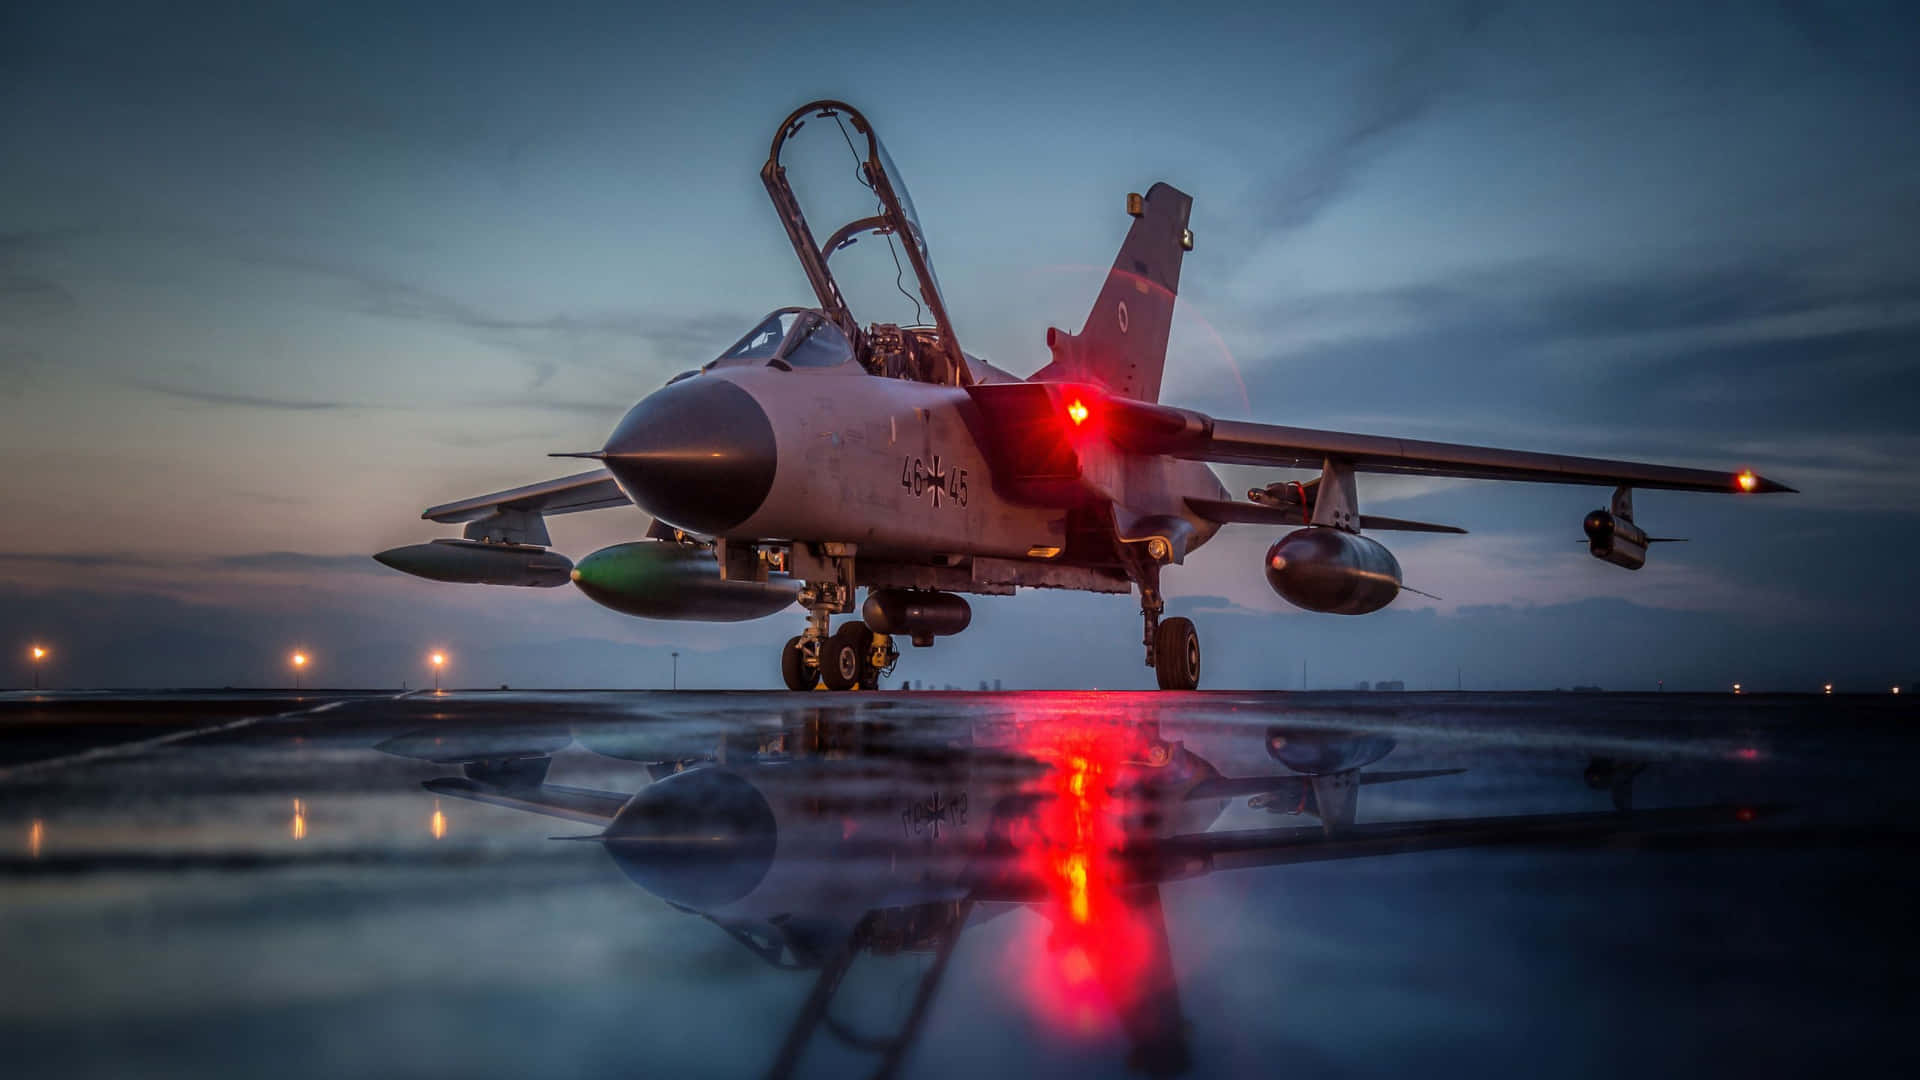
[422, 469, 630, 524]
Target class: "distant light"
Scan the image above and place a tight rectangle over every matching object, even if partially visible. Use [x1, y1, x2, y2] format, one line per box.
[30, 645, 46, 661]
[430, 800, 447, 840]
[1735, 807, 1756, 823]
[291, 652, 308, 668]
[1824, 683, 1833, 694]
[430, 652, 446, 667]
[1736, 470, 1759, 493]
[291, 798, 307, 841]
[1896, 686, 1903, 695]
[1067, 398, 1089, 426]
[1733, 683, 1742, 694]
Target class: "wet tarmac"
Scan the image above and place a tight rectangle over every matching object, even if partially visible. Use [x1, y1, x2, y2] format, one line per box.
[1, 689, 1915, 1078]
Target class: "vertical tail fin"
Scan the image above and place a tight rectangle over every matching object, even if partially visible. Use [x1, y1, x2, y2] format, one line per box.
[1034, 182, 1193, 403]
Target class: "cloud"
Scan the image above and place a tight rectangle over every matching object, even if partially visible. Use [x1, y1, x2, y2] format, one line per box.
[1258, 2, 1499, 236]
[131, 381, 355, 411]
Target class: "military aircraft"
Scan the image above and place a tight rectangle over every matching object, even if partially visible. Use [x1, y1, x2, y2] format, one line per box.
[374, 100, 1792, 690]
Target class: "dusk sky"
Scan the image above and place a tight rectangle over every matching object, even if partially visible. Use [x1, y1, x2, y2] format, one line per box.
[3, 1, 1917, 690]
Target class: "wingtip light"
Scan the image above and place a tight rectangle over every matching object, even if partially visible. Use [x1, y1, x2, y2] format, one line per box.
[1736, 470, 1758, 493]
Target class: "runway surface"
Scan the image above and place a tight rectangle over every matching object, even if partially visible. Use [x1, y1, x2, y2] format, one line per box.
[1, 689, 1914, 1078]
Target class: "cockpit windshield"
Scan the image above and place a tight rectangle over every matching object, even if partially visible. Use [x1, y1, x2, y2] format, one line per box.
[716, 310, 802, 363]
[709, 308, 856, 371]
[780, 312, 855, 368]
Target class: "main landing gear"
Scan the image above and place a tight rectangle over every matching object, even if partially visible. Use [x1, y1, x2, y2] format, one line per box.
[1136, 562, 1200, 691]
[781, 585, 897, 691]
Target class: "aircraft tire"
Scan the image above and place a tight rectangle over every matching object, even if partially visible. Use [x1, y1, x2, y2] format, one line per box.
[1154, 617, 1201, 690]
[821, 622, 871, 691]
[780, 635, 814, 691]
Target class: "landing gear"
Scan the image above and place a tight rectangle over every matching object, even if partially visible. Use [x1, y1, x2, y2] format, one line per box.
[1153, 616, 1200, 691]
[780, 619, 896, 691]
[782, 564, 901, 691]
[1133, 559, 1201, 690]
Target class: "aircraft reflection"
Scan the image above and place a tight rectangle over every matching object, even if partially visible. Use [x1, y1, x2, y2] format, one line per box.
[376, 705, 1761, 1078]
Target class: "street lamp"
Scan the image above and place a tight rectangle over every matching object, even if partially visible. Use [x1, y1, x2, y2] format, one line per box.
[28, 645, 47, 691]
[672, 651, 680, 691]
[430, 652, 446, 692]
[291, 651, 308, 692]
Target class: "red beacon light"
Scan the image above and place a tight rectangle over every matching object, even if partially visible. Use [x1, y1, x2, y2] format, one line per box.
[1067, 398, 1090, 427]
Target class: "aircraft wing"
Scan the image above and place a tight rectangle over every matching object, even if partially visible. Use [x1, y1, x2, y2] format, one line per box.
[421, 469, 631, 523]
[1187, 418, 1793, 493]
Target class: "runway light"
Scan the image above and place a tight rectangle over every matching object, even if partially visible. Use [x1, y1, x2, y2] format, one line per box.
[1824, 683, 1833, 694]
[1732, 683, 1742, 694]
[28, 644, 48, 690]
[1736, 470, 1759, 493]
[1067, 398, 1089, 426]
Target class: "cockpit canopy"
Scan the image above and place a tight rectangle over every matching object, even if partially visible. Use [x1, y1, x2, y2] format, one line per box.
[708, 308, 856, 371]
[762, 101, 969, 384]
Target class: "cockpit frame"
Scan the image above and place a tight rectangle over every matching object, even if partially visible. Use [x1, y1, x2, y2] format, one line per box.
[761, 100, 970, 386]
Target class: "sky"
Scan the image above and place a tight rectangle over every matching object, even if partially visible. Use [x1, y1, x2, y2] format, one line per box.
[3, 0, 1917, 691]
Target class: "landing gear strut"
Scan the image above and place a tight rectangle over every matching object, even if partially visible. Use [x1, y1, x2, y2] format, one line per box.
[1135, 561, 1200, 691]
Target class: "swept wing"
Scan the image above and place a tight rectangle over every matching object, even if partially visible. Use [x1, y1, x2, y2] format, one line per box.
[421, 469, 630, 524]
[1103, 397, 1793, 494]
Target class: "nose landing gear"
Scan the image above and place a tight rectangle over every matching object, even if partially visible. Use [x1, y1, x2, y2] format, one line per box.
[780, 596, 897, 691]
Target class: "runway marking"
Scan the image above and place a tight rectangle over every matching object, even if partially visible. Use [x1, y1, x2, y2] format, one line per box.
[0, 699, 347, 782]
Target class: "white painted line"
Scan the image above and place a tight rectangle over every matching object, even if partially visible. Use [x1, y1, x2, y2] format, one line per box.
[0, 699, 347, 782]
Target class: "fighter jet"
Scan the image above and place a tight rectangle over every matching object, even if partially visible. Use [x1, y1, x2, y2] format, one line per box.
[374, 100, 1792, 690]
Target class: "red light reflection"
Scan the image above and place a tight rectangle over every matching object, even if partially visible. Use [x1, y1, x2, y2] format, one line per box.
[1005, 720, 1165, 1040]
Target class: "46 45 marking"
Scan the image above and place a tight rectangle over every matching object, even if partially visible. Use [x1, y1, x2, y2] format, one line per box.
[901, 454, 968, 508]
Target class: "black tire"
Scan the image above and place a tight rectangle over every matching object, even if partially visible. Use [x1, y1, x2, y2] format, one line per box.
[780, 635, 814, 691]
[820, 622, 871, 691]
[1153, 617, 1200, 690]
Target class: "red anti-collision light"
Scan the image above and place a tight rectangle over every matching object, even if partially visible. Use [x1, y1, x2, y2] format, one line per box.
[1067, 398, 1089, 426]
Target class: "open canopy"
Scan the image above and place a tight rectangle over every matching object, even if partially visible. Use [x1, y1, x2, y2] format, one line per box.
[760, 101, 965, 379]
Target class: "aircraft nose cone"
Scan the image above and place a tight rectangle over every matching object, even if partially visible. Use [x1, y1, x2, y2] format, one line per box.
[602, 767, 777, 909]
[602, 377, 777, 536]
